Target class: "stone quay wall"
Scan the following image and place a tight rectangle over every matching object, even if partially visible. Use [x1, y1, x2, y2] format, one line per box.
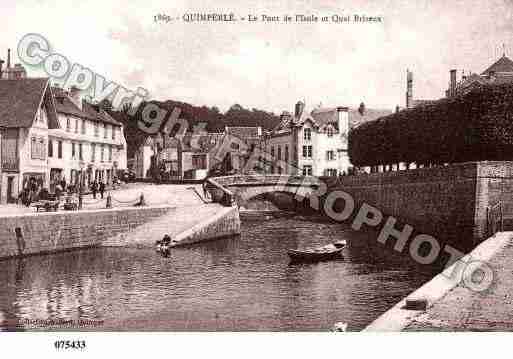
[172, 206, 241, 246]
[328, 161, 513, 250]
[0, 206, 173, 260]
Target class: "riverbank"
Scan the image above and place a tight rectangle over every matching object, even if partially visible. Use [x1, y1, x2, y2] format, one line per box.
[0, 183, 240, 259]
[364, 231, 513, 331]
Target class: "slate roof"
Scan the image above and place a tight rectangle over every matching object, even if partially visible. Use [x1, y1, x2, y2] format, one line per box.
[481, 55, 513, 76]
[82, 101, 122, 127]
[52, 86, 122, 126]
[0, 78, 58, 128]
[311, 107, 393, 129]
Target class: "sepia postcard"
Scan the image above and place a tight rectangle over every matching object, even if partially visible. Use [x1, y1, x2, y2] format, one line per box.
[1, 0, 512, 357]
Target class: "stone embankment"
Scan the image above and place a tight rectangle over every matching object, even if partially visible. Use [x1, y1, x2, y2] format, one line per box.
[364, 231, 513, 331]
[0, 183, 241, 260]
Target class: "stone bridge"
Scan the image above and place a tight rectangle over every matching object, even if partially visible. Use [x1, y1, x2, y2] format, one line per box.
[207, 175, 322, 208]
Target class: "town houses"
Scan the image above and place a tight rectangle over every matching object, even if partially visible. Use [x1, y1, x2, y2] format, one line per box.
[264, 101, 391, 176]
[48, 86, 127, 191]
[0, 50, 127, 204]
[8, 46, 512, 195]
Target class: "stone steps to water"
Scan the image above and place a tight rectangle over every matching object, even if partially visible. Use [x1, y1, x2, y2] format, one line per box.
[102, 204, 229, 248]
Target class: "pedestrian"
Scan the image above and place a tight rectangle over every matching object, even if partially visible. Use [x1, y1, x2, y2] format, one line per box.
[91, 181, 98, 199]
[99, 181, 105, 199]
[202, 180, 209, 200]
[55, 182, 63, 201]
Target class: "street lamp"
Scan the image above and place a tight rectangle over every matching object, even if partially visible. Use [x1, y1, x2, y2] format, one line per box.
[78, 161, 85, 210]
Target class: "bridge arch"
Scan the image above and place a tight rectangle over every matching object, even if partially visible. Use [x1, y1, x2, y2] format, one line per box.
[210, 175, 320, 209]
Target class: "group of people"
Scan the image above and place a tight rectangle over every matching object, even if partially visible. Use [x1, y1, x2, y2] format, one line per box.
[19, 177, 44, 207]
[90, 181, 106, 199]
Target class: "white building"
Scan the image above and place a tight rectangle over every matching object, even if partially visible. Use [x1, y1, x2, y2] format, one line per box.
[48, 87, 127, 190]
[0, 77, 128, 203]
[265, 101, 391, 177]
[0, 78, 59, 203]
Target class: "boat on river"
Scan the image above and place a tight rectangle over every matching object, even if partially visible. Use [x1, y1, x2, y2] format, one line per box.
[287, 240, 346, 263]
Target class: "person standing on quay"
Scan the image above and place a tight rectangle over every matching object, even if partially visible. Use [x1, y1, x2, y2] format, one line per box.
[99, 181, 105, 199]
[91, 181, 98, 199]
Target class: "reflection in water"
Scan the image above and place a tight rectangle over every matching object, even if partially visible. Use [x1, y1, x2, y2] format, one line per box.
[0, 216, 438, 331]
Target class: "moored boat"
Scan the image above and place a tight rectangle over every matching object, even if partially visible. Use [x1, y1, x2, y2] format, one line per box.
[287, 240, 346, 263]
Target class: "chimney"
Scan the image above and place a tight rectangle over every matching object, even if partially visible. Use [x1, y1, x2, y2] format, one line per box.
[295, 101, 305, 118]
[406, 69, 413, 109]
[358, 102, 366, 115]
[336, 106, 349, 142]
[7, 48, 11, 70]
[449, 69, 457, 97]
[68, 86, 82, 110]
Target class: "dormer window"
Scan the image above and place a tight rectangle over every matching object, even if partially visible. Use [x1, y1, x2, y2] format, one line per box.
[326, 126, 334, 137]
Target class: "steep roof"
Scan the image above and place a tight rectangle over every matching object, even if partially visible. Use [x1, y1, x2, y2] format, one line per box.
[52, 86, 122, 126]
[225, 126, 261, 139]
[82, 101, 122, 127]
[481, 55, 513, 75]
[0, 78, 59, 128]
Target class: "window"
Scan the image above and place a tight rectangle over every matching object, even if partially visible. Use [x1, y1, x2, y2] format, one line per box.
[66, 117, 71, 132]
[108, 146, 112, 161]
[303, 128, 311, 141]
[327, 150, 335, 161]
[303, 145, 312, 158]
[104, 124, 107, 139]
[81, 120, 86, 134]
[71, 142, 76, 158]
[31, 137, 46, 160]
[1, 128, 19, 171]
[327, 127, 334, 137]
[79, 143, 83, 160]
[112, 126, 116, 140]
[277, 146, 281, 160]
[48, 140, 53, 157]
[31, 137, 36, 158]
[192, 154, 207, 169]
[91, 143, 96, 162]
[101, 144, 104, 162]
[284, 145, 289, 163]
[58, 141, 63, 159]
[324, 169, 337, 176]
[270, 146, 274, 157]
[75, 119, 79, 133]
[302, 165, 312, 176]
[94, 122, 99, 137]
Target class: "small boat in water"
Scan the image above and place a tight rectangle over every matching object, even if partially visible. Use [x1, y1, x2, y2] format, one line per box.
[156, 234, 174, 257]
[287, 240, 347, 263]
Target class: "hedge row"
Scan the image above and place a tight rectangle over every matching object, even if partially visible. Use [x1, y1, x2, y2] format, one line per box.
[348, 83, 513, 166]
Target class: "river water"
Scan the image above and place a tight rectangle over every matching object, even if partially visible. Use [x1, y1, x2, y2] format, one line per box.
[0, 216, 438, 331]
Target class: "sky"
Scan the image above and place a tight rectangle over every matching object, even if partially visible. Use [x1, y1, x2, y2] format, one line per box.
[2, 0, 513, 114]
